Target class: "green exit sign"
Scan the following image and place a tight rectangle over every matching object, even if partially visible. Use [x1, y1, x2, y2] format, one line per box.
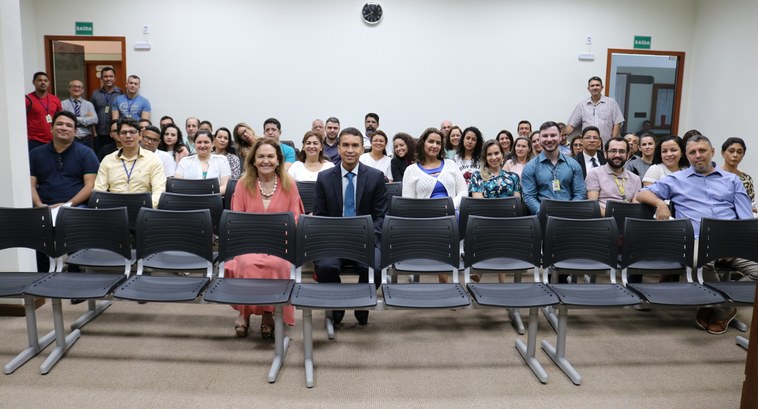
[634, 35, 651, 49]
[75, 22, 93, 36]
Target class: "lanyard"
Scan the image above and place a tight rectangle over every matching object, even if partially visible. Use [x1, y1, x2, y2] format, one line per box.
[34, 94, 51, 114]
[125, 96, 136, 117]
[121, 158, 138, 190]
[613, 174, 626, 199]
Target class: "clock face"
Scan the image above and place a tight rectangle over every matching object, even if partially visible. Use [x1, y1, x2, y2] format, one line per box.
[362, 3, 383, 24]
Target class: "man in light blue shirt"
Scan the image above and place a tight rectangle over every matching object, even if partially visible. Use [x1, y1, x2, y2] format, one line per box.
[521, 121, 586, 215]
[636, 134, 756, 335]
[111, 75, 151, 121]
[263, 117, 296, 171]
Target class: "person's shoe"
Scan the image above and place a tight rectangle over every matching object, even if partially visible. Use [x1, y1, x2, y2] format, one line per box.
[354, 310, 369, 325]
[260, 324, 274, 339]
[234, 317, 249, 338]
[707, 308, 738, 335]
[70, 299, 85, 305]
[331, 310, 345, 325]
[695, 308, 713, 330]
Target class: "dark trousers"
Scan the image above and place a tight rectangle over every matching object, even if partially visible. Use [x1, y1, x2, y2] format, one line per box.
[313, 246, 382, 288]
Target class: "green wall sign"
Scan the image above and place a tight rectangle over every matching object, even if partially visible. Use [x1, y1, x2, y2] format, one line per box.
[75, 22, 93, 36]
[634, 35, 651, 49]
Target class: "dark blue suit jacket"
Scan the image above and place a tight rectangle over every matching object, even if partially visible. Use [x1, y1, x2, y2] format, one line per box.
[313, 163, 388, 239]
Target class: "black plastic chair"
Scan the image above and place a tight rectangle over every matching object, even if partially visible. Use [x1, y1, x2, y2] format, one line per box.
[166, 177, 220, 195]
[223, 178, 237, 210]
[88, 191, 152, 231]
[605, 200, 656, 236]
[296, 181, 316, 214]
[385, 182, 402, 199]
[696, 218, 758, 349]
[459, 196, 522, 235]
[289, 215, 377, 388]
[388, 196, 455, 217]
[538, 198, 600, 232]
[541, 216, 641, 385]
[464, 215, 557, 383]
[203, 210, 297, 382]
[0, 207, 56, 374]
[25, 207, 132, 374]
[158, 192, 224, 234]
[113, 208, 215, 303]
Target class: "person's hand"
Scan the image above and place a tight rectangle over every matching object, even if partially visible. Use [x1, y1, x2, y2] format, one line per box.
[655, 203, 671, 220]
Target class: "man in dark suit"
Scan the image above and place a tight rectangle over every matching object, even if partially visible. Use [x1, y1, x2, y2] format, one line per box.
[574, 126, 607, 178]
[313, 127, 388, 325]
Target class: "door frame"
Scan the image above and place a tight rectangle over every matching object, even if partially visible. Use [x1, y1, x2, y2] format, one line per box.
[44, 35, 127, 97]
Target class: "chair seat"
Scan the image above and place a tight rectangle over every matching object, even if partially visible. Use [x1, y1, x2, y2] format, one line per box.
[290, 283, 376, 309]
[203, 278, 294, 305]
[382, 283, 470, 309]
[468, 283, 559, 308]
[626, 260, 685, 270]
[113, 275, 209, 302]
[704, 281, 756, 304]
[394, 259, 459, 273]
[0, 272, 49, 297]
[627, 282, 726, 306]
[68, 248, 137, 267]
[471, 257, 534, 272]
[554, 259, 610, 271]
[25, 271, 126, 299]
[547, 283, 641, 307]
[142, 250, 217, 271]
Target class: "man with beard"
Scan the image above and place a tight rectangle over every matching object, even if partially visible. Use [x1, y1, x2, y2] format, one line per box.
[585, 137, 641, 216]
[26, 71, 63, 151]
[521, 121, 586, 215]
[323, 116, 341, 165]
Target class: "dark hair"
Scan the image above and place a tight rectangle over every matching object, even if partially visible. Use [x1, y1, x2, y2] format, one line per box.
[116, 117, 139, 134]
[570, 135, 583, 155]
[445, 125, 462, 151]
[393, 132, 416, 163]
[370, 130, 388, 156]
[143, 125, 161, 135]
[539, 121, 561, 133]
[53, 111, 77, 128]
[158, 123, 187, 153]
[297, 130, 326, 163]
[263, 117, 281, 132]
[195, 129, 214, 143]
[100, 66, 115, 76]
[682, 129, 702, 145]
[517, 120, 532, 131]
[581, 126, 600, 137]
[417, 127, 446, 163]
[604, 136, 630, 153]
[721, 137, 747, 153]
[588, 76, 603, 85]
[338, 127, 364, 144]
[496, 130, 514, 154]
[199, 120, 213, 131]
[138, 118, 152, 126]
[213, 127, 236, 155]
[365, 112, 379, 123]
[458, 126, 484, 163]
[513, 136, 534, 162]
[32, 72, 48, 82]
[127, 74, 140, 81]
[160, 115, 174, 123]
[652, 135, 687, 168]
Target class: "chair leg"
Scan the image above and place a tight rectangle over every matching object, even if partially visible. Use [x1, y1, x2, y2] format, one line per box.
[515, 307, 548, 383]
[303, 308, 314, 388]
[541, 305, 582, 385]
[509, 308, 525, 335]
[4, 296, 56, 374]
[325, 311, 335, 340]
[542, 306, 558, 333]
[267, 304, 290, 383]
[70, 299, 112, 330]
[737, 336, 749, 350]
[731, 318, 748, 332]
[40, 298, 81, 375]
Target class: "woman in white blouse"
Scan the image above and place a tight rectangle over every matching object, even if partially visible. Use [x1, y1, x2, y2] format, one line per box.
[175, 130, 232, 194]
[359, 130, 393, 182]
[642, 135, 687, 187]
[287, 131, 334, 182]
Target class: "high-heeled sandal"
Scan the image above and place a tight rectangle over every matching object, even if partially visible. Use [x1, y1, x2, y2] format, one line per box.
[261, 313, 275, 339]
[234, 316, 249, 338]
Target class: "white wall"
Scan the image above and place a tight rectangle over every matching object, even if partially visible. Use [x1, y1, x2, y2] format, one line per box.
[22, 0, 698, 143]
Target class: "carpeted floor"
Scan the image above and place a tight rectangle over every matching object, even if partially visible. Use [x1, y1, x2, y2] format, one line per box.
[0, 293, 749, 409]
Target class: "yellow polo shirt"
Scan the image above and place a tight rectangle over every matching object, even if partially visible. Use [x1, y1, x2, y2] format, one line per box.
[94, 147, 166, 207]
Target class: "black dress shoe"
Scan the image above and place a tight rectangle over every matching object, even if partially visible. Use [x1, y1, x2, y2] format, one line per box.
[354, 310, 369, 325]
[331, 310, 345, 325]
[71, 299, 85, 305]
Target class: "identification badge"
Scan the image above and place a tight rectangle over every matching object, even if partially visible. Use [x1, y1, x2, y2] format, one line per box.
[552, 179, 561, 192]
[104, 106, 110, 114]
[45, 114, 52, 123]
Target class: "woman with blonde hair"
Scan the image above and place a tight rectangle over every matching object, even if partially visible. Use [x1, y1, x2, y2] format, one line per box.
[232, 122, 256, 163]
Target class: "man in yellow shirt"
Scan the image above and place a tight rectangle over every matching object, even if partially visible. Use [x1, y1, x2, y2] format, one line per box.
[94, 117, 166, 207]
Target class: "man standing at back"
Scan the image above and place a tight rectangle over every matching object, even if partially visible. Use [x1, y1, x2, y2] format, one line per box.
[517, 120, 532, 138]
[564, 76, 624, 143]
[323, 116, 341, 165]
[26, 72, 62, 151]
[521, 121, 586, 215]
[112, 75, 151, 121]
[90, 66, 122, 153]
[61, 80, 98, 150]
[263, 117, 296, 171]
[364, 113, 379, 147]
[312, 127, 387, 326]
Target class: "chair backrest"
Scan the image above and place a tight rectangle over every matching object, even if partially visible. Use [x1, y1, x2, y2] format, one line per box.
[385, 182, 402, 199]
[223, 178, 237, 210]
[380, 215, 460, 280]
[0, 207, 55, 270]
[88, 191, 152, 231]
[55, 207, 132, 274]
[166, 177, 220, 195]
[296, 181, 317, 214]
[296, 215, 375, 281]
[158, 192, 223, 233]
[621, 217, 694, 283]
[697, 218, 758, 268]
[464, 215, 541, 274]
[135, 208, 214, 263]
[542, 216, 618, 271]
[605, 200, 655, 237]
[217, 210, 297, 278]
[538, 199, 600, 233]
[459, 196, 523, 235]
[389, 196, 455, 217]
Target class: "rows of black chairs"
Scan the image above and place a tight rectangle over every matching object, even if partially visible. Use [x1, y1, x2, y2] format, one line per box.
[1, 197, 755, 387]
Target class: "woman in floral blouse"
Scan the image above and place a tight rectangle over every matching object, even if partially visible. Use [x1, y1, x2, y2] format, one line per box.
[469, 139, 521, 199]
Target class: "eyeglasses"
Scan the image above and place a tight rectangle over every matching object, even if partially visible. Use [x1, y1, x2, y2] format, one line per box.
[119, 130, 139, 136]
[143, 136, 160, 143]
[607, 149, 627, 155]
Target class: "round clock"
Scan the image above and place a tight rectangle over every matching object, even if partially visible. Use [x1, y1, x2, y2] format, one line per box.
[361, 3, 383, 25]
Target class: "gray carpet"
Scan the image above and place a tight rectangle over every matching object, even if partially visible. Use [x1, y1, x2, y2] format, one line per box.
[0, 297, 749, 409]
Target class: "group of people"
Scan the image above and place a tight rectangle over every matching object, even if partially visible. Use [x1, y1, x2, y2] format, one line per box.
[25, 69, 757, 338]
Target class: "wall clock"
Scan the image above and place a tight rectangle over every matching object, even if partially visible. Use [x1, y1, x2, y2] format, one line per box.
[362, 3, 383, 25]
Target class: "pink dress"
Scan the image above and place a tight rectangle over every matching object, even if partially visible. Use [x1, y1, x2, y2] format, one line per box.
[225, 177, 304, 326]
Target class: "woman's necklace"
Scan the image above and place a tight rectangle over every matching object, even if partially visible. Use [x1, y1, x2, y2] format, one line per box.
[304, 160, 321, 172]
[258, 176, 278, 198]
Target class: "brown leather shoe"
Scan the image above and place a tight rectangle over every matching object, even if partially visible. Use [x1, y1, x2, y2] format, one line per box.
[695, 308, 712, 330]
[706, 308, 737, 335]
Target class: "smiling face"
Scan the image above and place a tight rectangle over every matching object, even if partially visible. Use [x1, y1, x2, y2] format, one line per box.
[571, 138, 583, 156]
[517, 122, 531, 137]
[393, 138, 408, 158]
[686, 140, 715, 174]
[423, 133, 443, 163]
[163, 127, 178, 147]
[485, 143, 504, 171]
[52, 114, 76, 145]
[530, 133, 542, 153]
[582, 130, 601, 154]
[119, 124, 141, 149]
[254, 143, 279, 177]
[722, 143, 745, 169]
[371, 133, 386, 154]
[660, 140, 683, 170]
[339, 133, 363, 171]
[539, 126, 560, 153]
[126, 77, 140, 95]
[448, 128, 462, 148]
[588, 79, 603, 99]
[515, 138, 530, 160]
[498, 133, 511, 152]
[194, 133, 213, 158]
[606, 140, 628, 170]
[214, 130, 230, 152]
[639, 136, 655, 159]
[101, 69, 115, 89]
[303, 135, 323, 159]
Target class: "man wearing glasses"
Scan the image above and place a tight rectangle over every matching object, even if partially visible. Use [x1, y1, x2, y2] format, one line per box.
[61, 80, 98, 150]
[94, 117, 166, 207]
[574, 126, 607, 178]
[140, 125, 176, 177]
[30, 110, 99, 209]
[585, 137, 642, 216]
